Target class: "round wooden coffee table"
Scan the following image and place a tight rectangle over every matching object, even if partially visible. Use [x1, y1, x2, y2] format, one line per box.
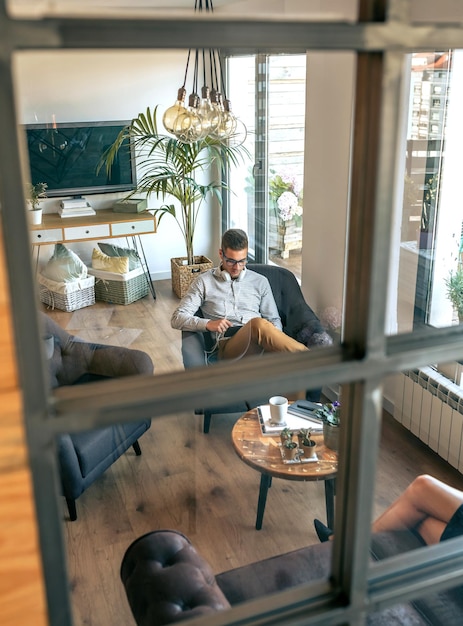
[231, 408, 338, 530]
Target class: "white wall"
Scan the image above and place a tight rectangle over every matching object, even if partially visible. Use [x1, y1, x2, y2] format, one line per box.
[302, 51, 355, 321]
[14, 50, 221, 279]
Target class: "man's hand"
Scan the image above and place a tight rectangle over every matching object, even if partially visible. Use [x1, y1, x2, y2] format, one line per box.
[206, 319, 233, 334]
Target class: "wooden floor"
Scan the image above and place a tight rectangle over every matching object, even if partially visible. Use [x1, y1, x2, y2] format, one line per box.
[41, 279, 463, 626]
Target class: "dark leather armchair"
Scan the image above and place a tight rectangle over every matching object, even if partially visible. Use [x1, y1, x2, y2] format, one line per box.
[181, 264, 332, 432]
[41, 313, 154, 520]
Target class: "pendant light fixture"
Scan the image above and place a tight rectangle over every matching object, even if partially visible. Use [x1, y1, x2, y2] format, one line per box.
[162, 0, 246, 144]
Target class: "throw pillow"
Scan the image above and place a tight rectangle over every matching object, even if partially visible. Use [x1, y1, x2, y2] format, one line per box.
[296, 320, 334, 347]
[92, 248, 130, 273]
[41, 243, 88, 283]
[97, 242, 141, 271]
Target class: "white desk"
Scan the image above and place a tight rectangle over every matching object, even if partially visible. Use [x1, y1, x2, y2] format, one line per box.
[30, 209, 157, 299]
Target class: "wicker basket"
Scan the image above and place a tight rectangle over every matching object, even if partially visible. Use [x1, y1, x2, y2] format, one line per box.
[38, 275, 95, 312]
[88, 266, 149, 305]
[171, 256, 213, 298]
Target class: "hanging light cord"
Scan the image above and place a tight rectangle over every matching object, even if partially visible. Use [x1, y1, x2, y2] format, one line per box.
[163, 0, 245, 143]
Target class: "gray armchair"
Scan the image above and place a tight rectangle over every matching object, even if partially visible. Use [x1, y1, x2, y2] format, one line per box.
[181, 264, 332, 432]
[41, 313, 154, 520]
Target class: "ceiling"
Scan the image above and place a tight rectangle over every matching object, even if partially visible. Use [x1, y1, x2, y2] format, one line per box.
[9, 0, 242, 13]
[9, 1, 341, 20]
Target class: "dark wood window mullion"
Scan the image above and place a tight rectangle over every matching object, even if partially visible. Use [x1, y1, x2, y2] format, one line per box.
[332, 45, 387, 614]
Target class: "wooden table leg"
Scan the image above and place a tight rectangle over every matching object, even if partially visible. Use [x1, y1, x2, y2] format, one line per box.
[324, 478, 336, 530]
[256, 473, 272, 530]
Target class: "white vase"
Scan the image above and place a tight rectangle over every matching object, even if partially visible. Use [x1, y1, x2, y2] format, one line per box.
[28, 209, 43, 225]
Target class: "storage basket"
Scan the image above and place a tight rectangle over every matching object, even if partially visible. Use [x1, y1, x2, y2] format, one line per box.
[88, 266, 149, 305]
[38, 275, 95, 312]
[171, 256, 213, 299]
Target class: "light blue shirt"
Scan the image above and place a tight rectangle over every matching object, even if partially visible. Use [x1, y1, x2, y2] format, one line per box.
[171, 266, 282, 335]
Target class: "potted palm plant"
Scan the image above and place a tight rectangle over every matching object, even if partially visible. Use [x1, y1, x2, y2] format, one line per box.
[26, 182, 47, 225]
[100, 106, 249, 297]
[445, 267, 463, 323]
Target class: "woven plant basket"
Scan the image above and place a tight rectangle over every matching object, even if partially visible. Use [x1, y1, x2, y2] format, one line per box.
[88, 267, 149, 305]
[171, 256, 213, 298]
[38, 275, 95, 312]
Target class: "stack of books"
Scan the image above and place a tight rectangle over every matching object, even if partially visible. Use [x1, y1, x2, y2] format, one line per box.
[258, 401, 324, 436]
[59, 198, 96, 218]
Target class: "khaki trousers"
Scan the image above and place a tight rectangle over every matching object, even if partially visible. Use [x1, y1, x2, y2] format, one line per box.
[218, 318, 308, 360]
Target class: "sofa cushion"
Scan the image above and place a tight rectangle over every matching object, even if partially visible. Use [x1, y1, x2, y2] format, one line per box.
[216, 542, 331, 604]
[370, 529, 426, 559]
[217, 537, 429, 625]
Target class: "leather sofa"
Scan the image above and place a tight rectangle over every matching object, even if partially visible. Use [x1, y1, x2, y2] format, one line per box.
[41, 313, 154, 520]
[120, 529, 463, 626]
[181, 263, 333, 432]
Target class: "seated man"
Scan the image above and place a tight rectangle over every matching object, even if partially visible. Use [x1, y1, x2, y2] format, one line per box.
[171, 228, 308, 361]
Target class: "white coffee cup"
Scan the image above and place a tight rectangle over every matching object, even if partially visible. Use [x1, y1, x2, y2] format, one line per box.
[269, 396, 288, 425]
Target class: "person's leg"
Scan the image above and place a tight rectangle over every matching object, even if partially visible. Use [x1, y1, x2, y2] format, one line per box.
[315, 474, 463, 545]
[219, 318, 308, 360]
[372, 474, 463, 544]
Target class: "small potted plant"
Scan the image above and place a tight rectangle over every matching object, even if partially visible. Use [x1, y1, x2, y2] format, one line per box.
[281, 437, 299, 461]
[315, 401, 341, 452]
[445, 267, 463, 323]
[298, 428, 317, 459]
[279, 427, 293, 445]
[27, 182, 47, 225]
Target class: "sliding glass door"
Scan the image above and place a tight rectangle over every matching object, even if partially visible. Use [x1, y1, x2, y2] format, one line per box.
[228, 54, 306, 279]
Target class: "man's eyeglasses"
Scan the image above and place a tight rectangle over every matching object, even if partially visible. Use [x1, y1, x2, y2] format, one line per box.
[222, 253, 248, 267]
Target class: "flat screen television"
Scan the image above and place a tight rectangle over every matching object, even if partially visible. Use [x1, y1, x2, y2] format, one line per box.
[24, 120, 136, 198]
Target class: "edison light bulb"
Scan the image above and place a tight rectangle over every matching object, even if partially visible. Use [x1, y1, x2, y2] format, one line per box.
[175, 93, 204, 143]
[211, 98, 237, 140]
[197, 85, 221, 139]
[163, 87, 187, 135]
[227, 117, 247, 147]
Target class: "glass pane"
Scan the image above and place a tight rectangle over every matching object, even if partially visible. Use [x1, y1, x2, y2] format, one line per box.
[228, 54, 306, 279]
[384, 362, 463, 469]
[367, 579, 463, 626]
[268, 55, 306, 280]
[227, 56, 257, 254]
[396, 50, 463, 335]
[369, 369, 463, 623]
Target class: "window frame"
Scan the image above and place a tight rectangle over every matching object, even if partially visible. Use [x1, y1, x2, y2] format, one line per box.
[3, 3, 463, 626]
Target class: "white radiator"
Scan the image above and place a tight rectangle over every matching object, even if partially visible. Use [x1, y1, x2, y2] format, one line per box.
[394, 367, 463, 473]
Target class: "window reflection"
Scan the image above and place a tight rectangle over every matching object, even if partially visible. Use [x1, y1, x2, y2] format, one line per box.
[398, 50, 463, 334]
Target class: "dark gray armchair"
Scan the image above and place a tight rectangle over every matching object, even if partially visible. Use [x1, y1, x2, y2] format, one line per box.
[41, 313, 154, 520]
[181, 264, 332, 433]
